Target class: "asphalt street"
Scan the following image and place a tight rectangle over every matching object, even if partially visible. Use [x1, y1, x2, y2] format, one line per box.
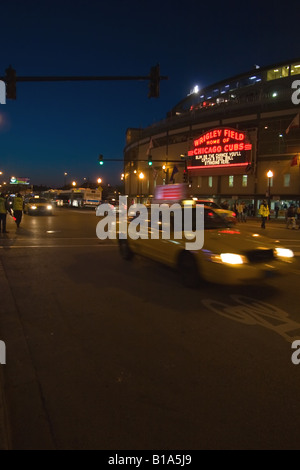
[0, 208, 300, 450]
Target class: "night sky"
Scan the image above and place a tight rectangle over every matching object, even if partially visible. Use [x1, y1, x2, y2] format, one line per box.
[0, 0, 299, 187]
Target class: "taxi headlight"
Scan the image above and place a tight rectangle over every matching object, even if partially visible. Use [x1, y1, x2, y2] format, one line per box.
[30, 205, 37, 210]
[274, 247, 294, 259]
[47, 205, 53, 210]
[211, 253, 246, 265]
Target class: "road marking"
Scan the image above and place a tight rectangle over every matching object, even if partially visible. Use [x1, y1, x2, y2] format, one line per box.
[202, 295, 300, 343]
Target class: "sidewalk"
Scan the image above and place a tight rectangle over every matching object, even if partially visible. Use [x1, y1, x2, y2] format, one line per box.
[236, 216, 300, 226]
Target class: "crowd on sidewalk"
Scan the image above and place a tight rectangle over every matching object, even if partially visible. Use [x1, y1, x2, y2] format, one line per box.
[227, 199, 300, 229]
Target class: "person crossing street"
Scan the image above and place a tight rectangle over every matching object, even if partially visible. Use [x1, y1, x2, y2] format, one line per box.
[0, 193, 10, 233]
[259, 200, 270, 229]
[12, 193, 24, 228]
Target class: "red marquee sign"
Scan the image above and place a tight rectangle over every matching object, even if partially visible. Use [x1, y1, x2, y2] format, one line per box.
[187, 127, 252, 174]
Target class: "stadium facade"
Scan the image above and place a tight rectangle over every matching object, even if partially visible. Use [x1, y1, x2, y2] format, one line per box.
[124, 58, 300, 214]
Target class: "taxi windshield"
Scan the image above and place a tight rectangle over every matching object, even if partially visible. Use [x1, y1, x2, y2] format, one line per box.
[29, 198, 47, 203]
[205, 201, 220, 209]
[166, 207, 230, 231]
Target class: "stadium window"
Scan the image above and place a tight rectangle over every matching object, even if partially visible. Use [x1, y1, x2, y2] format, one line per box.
[229, 175, 234, 187]
[267, 65, 289, 81]
[291, 63, 300, 76]
[242, 175, 248, 187]
[284, 173, 290, 187]
[208, 176, 213, 188]
[229, 81, 239, 91]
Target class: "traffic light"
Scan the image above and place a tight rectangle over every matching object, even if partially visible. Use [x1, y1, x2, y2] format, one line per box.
[148, 64, 160, 98]
[183, 160, 188, 183]
[148, 155, 153, 166]
[5, 65, 16, 100]
[98, 154, 104, 165]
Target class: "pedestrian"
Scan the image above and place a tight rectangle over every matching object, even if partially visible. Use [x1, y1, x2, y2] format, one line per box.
[236, 201, 244, 222]
[248, 203, 253, 217]
[242, 203, 248, 222]
[259, 200, 270, 229]
[275, 204, 279, 218]
[286, 205, 297, 229]
[12, 193, 24, 228]
[0, 193, 10, 233]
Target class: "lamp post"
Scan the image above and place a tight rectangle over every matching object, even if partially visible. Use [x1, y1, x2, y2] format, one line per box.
[267, 170, 273, 215]
[64, 172, 68, 187]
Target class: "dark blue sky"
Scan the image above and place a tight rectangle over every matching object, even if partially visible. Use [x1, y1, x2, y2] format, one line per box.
[0, 0, 299, 187]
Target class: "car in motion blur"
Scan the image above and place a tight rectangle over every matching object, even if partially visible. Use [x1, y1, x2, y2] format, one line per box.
[118, 206, 294, 287]
[195, 199, 237, 224]
[24, 197, 53, 216]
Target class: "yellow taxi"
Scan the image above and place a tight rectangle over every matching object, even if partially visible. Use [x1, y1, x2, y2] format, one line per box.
[118, 206, 294, 287]
[24, 197, 53, 216]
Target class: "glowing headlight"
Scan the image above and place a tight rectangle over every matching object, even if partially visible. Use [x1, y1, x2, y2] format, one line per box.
[211, 253, 246, 265]
[220, 253, 245, 264]
[47, 205, 53, 210]
[30, 205, 37, 210]
[274, 248, 294, 259]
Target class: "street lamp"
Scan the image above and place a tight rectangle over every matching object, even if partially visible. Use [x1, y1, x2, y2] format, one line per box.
[139, 172, 144, 196]
[97, 178, 102, 185]
[72, 181, 77, 187]
[162, 164, 169, 184]
[267, 170, 273, 213]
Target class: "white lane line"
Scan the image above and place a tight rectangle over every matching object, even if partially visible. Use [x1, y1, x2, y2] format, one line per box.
[0, 245, 117, 249]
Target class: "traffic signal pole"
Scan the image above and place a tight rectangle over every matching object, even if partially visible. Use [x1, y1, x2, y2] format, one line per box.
[2, 65, 168, 100]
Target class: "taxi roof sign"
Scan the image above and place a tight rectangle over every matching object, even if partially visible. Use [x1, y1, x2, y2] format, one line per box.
[154, 183, 188, 203]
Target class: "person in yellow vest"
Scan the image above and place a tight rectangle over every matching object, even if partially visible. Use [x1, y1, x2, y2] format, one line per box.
[0, 193, 10, 233]
[12, 193, 24, 228]
[259, 200, 270, 229]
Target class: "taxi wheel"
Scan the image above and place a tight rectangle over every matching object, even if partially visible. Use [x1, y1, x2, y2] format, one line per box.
[119, 240, 134, 260]
[178, 251, 199, 288]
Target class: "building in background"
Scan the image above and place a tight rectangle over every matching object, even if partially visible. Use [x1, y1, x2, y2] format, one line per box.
[124, 58, 300, 215]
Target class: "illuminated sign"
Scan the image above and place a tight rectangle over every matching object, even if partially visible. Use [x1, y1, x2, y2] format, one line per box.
[10, 177, 30, 185]
[187, 128, 252, 172]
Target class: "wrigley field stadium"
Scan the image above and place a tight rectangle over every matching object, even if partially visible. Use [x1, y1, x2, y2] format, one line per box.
[124, 58, 300, 216]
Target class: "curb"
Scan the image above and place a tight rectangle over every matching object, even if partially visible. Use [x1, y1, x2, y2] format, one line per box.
[0, 366, 10, 450]
[0, 259, 11, 450]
